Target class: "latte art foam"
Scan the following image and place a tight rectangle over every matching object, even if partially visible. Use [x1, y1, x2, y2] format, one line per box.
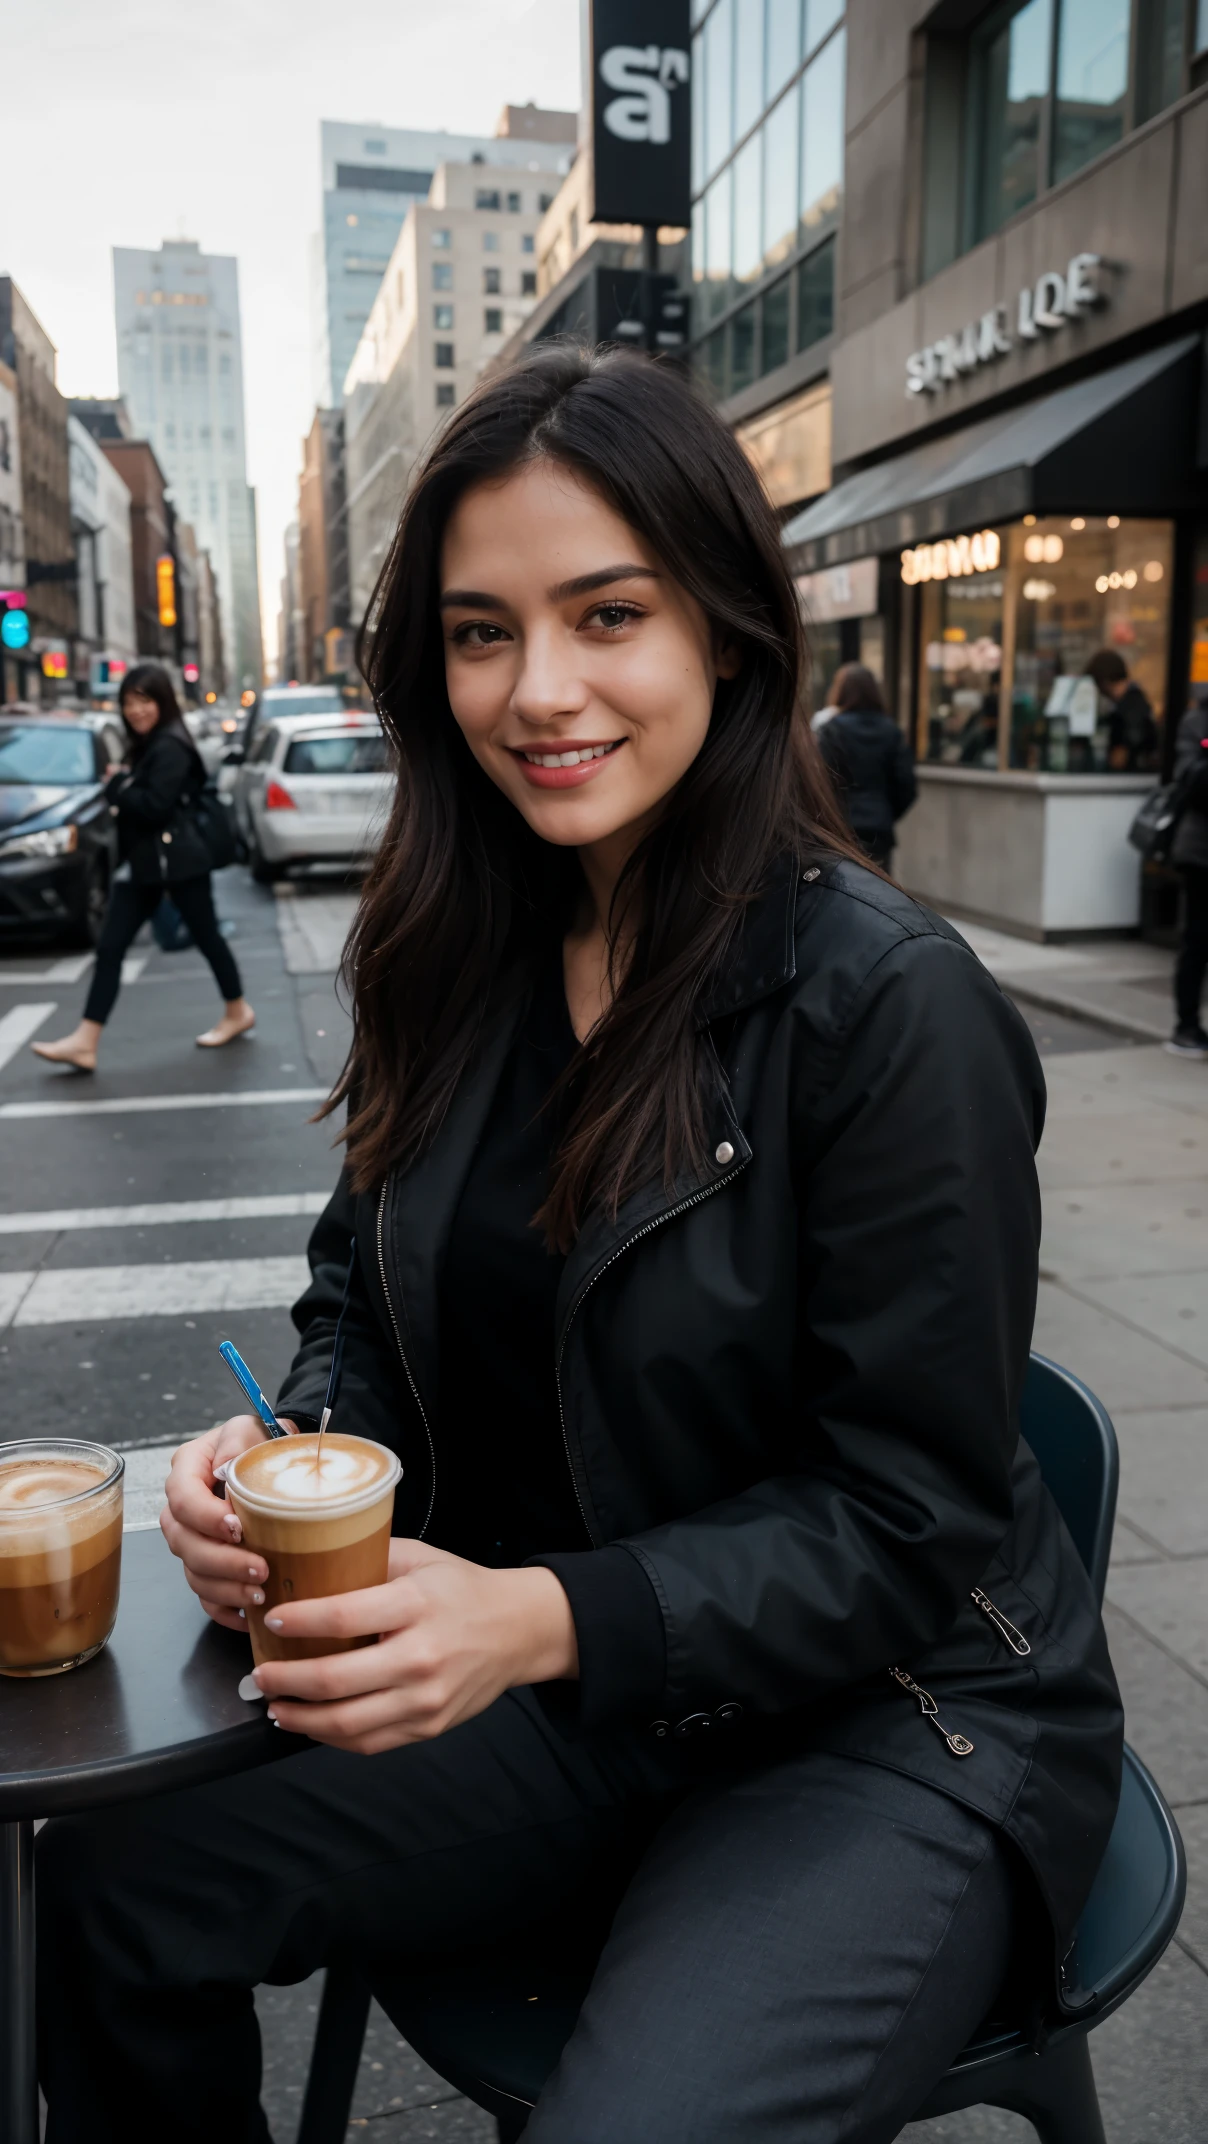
[0, 1461, 107, 1511]
[230, 1433, 399, 1520]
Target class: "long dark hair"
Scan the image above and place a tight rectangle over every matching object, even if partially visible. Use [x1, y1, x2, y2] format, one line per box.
[119, 664, 193, 758]
[327, 343, 864, 1246]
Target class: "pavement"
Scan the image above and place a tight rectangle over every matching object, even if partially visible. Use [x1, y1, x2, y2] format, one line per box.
[1, 880, 1205, 2140]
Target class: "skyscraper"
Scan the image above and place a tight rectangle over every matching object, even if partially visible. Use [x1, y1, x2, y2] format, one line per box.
[314, 108, 575, 405]
[113, 240, 263, 688]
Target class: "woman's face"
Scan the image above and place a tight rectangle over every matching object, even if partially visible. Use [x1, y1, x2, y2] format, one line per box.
[122, 692, 160, 736]
[440, 459, 738, 857]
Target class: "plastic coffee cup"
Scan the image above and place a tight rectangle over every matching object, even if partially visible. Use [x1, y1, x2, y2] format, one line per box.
[0, 1439, 125, 1677]
[225, 1433, 401, 1666]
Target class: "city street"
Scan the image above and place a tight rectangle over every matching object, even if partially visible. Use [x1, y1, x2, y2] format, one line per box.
[2, 876, 1208, 2140]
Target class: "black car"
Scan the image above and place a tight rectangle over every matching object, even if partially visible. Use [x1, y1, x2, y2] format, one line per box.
[0, 713, 125, 946]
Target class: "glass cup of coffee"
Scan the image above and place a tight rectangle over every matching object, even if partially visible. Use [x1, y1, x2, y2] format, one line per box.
[225, 1433, 401, 1667]
[0, 1439, 125, 1678]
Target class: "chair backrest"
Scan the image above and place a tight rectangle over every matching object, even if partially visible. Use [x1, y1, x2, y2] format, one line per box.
[1019, 1352, 1119, 1607]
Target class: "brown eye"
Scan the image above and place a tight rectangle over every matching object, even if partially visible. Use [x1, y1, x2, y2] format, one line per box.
[593, 603, 641, 631]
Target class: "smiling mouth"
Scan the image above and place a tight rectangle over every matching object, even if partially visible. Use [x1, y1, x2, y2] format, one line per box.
[517, 740, 623, 769]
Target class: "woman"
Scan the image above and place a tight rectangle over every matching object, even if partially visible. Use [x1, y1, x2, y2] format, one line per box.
[816, 661, 916, 867]
[31, 663, 254, 1071]
[38, 351, 1122, 2144]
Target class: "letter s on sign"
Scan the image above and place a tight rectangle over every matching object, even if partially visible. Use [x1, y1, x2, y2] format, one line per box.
[600, 45, 680, 144]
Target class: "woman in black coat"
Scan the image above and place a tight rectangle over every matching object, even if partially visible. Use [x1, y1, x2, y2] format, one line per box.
[32, 663, 253, 1070]
[816, 662, 917, 867]
[38, 352, 1122, 2144]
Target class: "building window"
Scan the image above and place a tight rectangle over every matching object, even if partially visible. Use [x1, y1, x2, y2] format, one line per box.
[484, 307, 504, 332]
[431, 228, 451, 248]
[521, 232, 535, 254]
[436, 383, 456, 406]
[483, 230, 500, 252]
[483, 267, 501, 294]
[539, 191, 554, 211]
[930, 0, 1200, 270]
[434, 304, 454, 329]
[521, 271, 537, 295]
[694, 236, 834, 399]
[476, 187, 502, 210]
[432, 263, 453, 290]
[434, 342, 455, 368]
[914, 517, 1173, 773]
[797, 236, 835, 349]
[507, 190, 522, 212]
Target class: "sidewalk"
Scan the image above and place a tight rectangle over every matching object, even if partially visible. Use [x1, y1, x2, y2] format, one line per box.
[951, 917, 1176, 1045]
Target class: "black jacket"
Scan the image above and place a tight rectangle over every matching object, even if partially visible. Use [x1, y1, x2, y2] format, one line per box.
[106, 729, 210, 886]
[279, 859, 1122, 2007]
[818, 709, 917, 840]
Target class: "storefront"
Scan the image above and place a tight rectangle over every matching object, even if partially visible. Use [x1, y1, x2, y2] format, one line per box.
[784, 335, 1208, 936]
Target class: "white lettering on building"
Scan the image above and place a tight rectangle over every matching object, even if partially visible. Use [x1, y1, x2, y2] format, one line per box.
[599, 45, 689, 145]
[905, 254, 1102, 397]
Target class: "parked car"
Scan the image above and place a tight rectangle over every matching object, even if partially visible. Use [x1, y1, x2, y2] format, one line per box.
[238, 684, 346, 765]
[0, 711, 125, 945]
[231, 716, 392, 881]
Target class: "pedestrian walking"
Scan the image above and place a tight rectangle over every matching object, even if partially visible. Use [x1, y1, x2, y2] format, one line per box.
[815, 660, 917, 866]
[40, 348, 1122, 2144]
[31, 663, 254, 1072]
[1167, 685, 1208, 1057]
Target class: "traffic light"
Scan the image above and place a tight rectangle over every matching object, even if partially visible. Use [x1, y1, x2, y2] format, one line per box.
[156, 554, 177, 628]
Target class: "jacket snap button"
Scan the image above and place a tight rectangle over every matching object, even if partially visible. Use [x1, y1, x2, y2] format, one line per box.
[714, 1141, 734, 1167]
[714, 1702, 744, 1725]
[650, 1719, 670, 1740]
[801, 866, 820, 883]
[674, 1712, 712, 1738]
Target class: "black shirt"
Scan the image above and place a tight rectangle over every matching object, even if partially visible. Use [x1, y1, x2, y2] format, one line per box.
[433, 955, 589, 1566]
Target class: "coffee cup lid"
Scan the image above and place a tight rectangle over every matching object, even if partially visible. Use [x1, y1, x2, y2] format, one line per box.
[227, 1435, 400, 1520]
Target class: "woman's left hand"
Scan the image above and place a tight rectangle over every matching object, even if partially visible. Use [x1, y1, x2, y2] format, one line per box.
[252, 1539, 579, 1754]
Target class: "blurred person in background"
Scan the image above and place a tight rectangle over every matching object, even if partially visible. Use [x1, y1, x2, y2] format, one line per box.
[1086, 649, 1159, 772]
[1167, 683, 1208, 1057]
[31, 664, 254, 1072]
[816, 662, 917, 868]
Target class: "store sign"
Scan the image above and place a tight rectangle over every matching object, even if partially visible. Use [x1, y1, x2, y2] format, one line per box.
[590, 1, 691, 227]
[905, 254, 1103, 398]
[156, 553, 177, 629]
[900, 530, 1000, 584]
[795, 555, 879, 622]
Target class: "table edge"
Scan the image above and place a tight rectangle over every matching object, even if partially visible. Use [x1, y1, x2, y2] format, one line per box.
[0, 1713, 301, 1820]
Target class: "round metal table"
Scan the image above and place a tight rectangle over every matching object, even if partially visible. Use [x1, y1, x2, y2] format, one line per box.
[0, 1526, 291, 2144]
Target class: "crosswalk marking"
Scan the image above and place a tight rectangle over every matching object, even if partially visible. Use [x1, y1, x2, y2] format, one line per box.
[0, 1086, 326, 1121]
[0, 1192, 331, 1236]
[1, 1255, 311, 1328]
[0, 954, 145, 987]
[0, 1003, 55, 1071]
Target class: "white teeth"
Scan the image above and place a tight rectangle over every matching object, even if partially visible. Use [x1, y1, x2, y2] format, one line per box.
[521, 742, 620, 769]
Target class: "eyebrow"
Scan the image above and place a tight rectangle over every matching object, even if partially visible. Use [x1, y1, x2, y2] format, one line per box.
[439, 564, 660, 611]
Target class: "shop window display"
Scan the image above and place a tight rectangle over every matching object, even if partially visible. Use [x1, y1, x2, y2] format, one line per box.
[914, 517, 1172, 772]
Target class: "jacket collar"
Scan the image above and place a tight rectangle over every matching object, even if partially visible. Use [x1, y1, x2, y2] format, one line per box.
[694, 852, 802, 1027]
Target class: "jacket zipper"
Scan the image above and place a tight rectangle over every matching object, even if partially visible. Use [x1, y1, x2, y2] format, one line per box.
[889, 1666, 974, 1757]
[376, 1178, 437, 1536]
[553, 1158, 751, 1545]
[970, 1587, 1031, 1656]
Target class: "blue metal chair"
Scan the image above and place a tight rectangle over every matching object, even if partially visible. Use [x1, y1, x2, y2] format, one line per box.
[298, 1354, 1185, 2144]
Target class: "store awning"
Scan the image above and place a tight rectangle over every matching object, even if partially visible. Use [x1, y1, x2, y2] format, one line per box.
[782, 335, 1205, 572]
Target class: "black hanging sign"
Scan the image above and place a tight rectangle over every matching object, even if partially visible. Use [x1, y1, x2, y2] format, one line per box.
[590, 0, 692, 229]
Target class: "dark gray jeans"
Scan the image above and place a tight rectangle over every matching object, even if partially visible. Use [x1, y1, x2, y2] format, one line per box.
[38, 1692, 1015, 2143]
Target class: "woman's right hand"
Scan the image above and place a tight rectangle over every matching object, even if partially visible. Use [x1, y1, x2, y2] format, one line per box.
[159, 1414, 296, 1632]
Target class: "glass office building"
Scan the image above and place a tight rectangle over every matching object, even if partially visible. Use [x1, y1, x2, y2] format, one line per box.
[689, 0, 845, 400]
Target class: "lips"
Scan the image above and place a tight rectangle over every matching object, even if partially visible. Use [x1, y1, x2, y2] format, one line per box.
[511, 739, 625, 790]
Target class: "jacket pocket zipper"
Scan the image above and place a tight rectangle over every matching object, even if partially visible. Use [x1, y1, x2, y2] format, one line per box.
[889, 1666, 974, 1757]
[970, 1587, 1031, 1656]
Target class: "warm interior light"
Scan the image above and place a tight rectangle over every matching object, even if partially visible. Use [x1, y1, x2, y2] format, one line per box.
[1107, 516, 1120, 528]
[1023, 578, 1056, 601]
[1023, 514, 1036, 526]
[1070, 518, 1085, 530]
[1095, 576, 1110, 594]
[1122, 568, 1137, 589]
[1143, 560, 1164, 582]
[264, 780, 296, 811]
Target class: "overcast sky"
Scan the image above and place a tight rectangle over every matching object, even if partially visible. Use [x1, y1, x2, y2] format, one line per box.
[1, 0, 580, 668]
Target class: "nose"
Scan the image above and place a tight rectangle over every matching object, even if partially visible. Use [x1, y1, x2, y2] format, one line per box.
[509, 619, 590, 729]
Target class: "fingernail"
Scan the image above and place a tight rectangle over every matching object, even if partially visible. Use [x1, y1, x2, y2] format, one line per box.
[247, 1564, 263, 1580]
[213, 1460, 232, 1482]
[223, 1515, 242, 1540]
[249, 1589, 265, 1605]
[238, 1608, 246, 1619]
[264, 1615, 283, 1631]
[267, 1709, 279, 1724]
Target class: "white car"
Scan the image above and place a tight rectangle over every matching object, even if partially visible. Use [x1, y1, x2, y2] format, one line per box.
[232, 716, 393, 881]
